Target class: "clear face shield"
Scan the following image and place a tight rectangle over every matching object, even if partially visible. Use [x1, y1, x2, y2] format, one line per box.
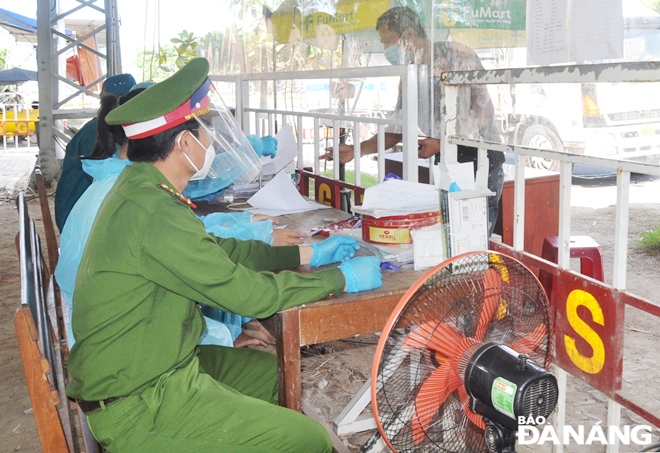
[192, 79, 262, 186]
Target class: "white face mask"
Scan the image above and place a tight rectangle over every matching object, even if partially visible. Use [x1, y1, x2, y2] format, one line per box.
[179, 131, 215, 181]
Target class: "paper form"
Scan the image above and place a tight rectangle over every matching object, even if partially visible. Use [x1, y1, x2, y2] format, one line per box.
[259, 124, 299, 176]
[246, 171, 330, 216]
[527, 0, 623, 65]
[568, 0, 623, 63]
[527, 0, 569, 66]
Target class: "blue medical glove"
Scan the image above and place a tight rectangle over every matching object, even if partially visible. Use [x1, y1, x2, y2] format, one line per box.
[338, 256, 383, 293]
[246, 134, 264, 157]
[246, 135, 278, 159]
[310, 235, 360, 267]
[261, 135, 277, 158]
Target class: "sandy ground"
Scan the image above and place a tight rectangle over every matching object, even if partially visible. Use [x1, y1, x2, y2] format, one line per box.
[2, 173, 660, 452]
[300, 174, 660, 453]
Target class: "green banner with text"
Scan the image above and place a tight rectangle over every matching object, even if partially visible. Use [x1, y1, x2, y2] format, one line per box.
[397, 0, 526, 48]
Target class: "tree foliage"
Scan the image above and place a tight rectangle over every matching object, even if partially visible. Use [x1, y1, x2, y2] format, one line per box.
[641, 0, 660, 14]
[170, 30, 199, 68]
[136, 48, 175, 82]
[136, 0, 346, 78]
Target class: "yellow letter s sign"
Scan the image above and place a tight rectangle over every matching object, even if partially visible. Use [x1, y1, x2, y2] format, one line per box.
[563, 289, 606, 374]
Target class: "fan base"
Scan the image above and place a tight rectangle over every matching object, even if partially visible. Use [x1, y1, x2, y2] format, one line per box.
[485, 420, 517, 453]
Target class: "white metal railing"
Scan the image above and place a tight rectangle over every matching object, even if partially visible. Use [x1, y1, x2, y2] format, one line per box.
[219, 61, 660, 452]
[213, 65, 424, 184]
[442, 60, 660, 453]
[0, 103, 39, 151]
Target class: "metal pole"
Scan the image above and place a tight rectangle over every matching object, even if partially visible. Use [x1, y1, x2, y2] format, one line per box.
[339, 34, 350, 212]
[36, 0, 60, 183]
[105, 0, 122, 75]
[36, 0, 121, 184]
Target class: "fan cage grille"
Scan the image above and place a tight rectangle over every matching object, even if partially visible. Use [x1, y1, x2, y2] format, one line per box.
[374, 252, 553, 453]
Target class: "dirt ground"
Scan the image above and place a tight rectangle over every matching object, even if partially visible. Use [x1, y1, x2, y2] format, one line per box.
[1, 177, 660, 453]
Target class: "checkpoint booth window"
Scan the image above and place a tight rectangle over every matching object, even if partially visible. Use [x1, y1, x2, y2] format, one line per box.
[202, 0, 660, 205]
[219, 0, 660, 168]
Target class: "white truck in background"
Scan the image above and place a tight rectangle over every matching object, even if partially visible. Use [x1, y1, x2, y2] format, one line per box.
[493, 72, 660, 175]
[481, 10, 660, 177]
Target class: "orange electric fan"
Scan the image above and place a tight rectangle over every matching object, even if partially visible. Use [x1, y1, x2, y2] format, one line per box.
[370, 252, 558, 453]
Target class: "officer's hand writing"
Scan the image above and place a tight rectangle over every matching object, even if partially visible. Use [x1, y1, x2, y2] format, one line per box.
[320, 144, 356, 164]
[271, 229, 305, 246]
[418, 137, 440, 159]
[338, 256, 382, 293]
[310, 235, 360, 267]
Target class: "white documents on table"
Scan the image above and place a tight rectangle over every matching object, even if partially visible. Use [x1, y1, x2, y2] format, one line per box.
[246, 171, 330, 216]
[259, 124, 299, 177]
[351, 179, 439, 218]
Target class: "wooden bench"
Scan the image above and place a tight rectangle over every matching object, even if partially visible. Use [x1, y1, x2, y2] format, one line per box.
[15, 192, 101, 453]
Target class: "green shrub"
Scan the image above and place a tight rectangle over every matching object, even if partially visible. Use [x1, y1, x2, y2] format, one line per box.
[640, 226, 660, 253]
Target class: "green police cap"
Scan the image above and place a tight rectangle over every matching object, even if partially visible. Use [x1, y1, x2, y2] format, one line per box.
[106, 58, 210, 138]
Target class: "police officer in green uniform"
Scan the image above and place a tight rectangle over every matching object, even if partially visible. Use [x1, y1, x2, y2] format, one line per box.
[65, 58, 383, 452]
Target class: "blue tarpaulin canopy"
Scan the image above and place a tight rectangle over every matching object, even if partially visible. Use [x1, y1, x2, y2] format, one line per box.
[0, 7, 72, 44]
[0, 8, 37, 33]
[0, 67, 38, 84]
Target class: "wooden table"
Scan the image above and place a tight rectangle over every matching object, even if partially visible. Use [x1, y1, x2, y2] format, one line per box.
[256, 207, 422, 412]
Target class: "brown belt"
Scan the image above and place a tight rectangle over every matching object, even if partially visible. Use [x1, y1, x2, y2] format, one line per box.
[75, 396, 124, 413]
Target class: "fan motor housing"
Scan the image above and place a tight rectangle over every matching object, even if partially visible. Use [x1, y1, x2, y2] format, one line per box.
[464, 343, 558, 431]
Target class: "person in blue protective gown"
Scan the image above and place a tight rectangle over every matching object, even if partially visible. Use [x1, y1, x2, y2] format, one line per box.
[55, 74, 136, 232]
[185, 132, 285, 343]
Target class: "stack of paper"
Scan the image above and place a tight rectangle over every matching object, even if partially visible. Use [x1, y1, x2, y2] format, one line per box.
[351, 179, 440, 218]
[259, 124, 298, 177]
[246, 171, 330, 217]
